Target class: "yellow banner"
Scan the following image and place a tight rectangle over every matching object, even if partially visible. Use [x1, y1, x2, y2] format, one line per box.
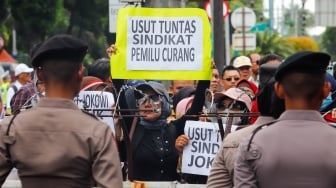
[111, 7, 212, 80]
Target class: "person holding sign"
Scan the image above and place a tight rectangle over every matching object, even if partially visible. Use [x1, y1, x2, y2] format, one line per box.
[131, 81, 179, 180]
[0, 34, 123, 187]
[113, 77, 209, 182]
[112, 78, 209, 182]
[175, 87, 252, 184]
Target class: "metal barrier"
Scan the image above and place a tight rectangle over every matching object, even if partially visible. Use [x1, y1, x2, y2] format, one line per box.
[3, 180, 206, 188]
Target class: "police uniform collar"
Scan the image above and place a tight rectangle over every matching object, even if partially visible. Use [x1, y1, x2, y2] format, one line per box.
[278, 110, 326, 122]
[37, 98, 79, 110]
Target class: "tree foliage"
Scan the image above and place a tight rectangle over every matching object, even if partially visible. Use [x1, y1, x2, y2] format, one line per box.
[321, 27, 336, 61]
[255, 30, 294, 58]
[9, 0, 59, 50]
[0, 0, 14, 43]
[286, 36, 319, 52]
[0, 0, 9, 24]
[1, 0, 111, 64]
[282, 6, 314, 36]
[63, 0, 109, 59]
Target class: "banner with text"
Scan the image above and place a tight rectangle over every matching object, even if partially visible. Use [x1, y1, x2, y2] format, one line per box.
[181, 121, 238, 176]
[111, 7, 212, 80]
[74, 91, 115, 134]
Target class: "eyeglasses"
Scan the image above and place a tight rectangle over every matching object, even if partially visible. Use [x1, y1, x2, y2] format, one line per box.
[217, 101, 245, 111]
[224, 77, 240, 82]
[137, 94, 162, 105]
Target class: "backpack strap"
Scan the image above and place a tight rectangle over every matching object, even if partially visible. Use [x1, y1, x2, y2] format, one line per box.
[9, 84, 18, 94]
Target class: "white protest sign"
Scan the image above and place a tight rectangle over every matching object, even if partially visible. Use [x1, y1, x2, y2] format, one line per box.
[74, 91, 115, 134]
[127, 17, 203, 70]
[112, 8, 212, 80]
[181, 121, 221, 176]
[181, 120, 238, 176]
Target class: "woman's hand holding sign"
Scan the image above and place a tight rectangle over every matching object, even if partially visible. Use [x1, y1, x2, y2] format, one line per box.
[175, 134, 190, 153]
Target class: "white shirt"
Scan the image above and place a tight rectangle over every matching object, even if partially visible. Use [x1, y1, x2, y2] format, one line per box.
[6, 80, 23, 110]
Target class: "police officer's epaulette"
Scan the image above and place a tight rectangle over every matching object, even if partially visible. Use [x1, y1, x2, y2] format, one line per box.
[247, 120, 278, 151]
[81, 109, 99, 120]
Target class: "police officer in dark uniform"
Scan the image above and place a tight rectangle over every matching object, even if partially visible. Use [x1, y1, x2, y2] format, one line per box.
[234, 51, 336, 188]
[0, 34, 122, 187]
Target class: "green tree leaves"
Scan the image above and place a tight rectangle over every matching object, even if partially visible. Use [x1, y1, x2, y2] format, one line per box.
[321, 27, 336, 61]
[255, 30, 294, 57]
[2, 0, 110, 64]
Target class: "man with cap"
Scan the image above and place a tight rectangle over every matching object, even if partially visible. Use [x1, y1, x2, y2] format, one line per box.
[234, 51, 336, 188]
[232, 56, 257, 96]
[9, 75, 47, 115]
[6, 63, 34, 114]
[232, 56, 252, 81]
[0, 34, 122, 187]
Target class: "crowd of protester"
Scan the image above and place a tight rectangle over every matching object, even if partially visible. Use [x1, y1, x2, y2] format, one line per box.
[0, 34, 335, 188]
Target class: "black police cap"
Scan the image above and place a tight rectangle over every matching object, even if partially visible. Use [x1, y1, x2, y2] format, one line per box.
[275, 51, 330, 82]
[31, 34, 88, 67]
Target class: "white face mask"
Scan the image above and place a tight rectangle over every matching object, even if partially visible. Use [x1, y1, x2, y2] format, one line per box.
[220, 109, 242, 125]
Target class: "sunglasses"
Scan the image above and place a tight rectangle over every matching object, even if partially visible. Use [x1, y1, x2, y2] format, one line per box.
[217, 101, 245, 111]
[137, 94, 162, 105]
[224, 77, 240, 81]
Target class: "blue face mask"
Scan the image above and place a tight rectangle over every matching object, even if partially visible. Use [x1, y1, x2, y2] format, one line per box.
[320, 92, 333, 111]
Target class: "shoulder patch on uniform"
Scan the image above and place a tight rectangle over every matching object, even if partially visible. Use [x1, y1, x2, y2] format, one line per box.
[81, 110, 99, 120]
